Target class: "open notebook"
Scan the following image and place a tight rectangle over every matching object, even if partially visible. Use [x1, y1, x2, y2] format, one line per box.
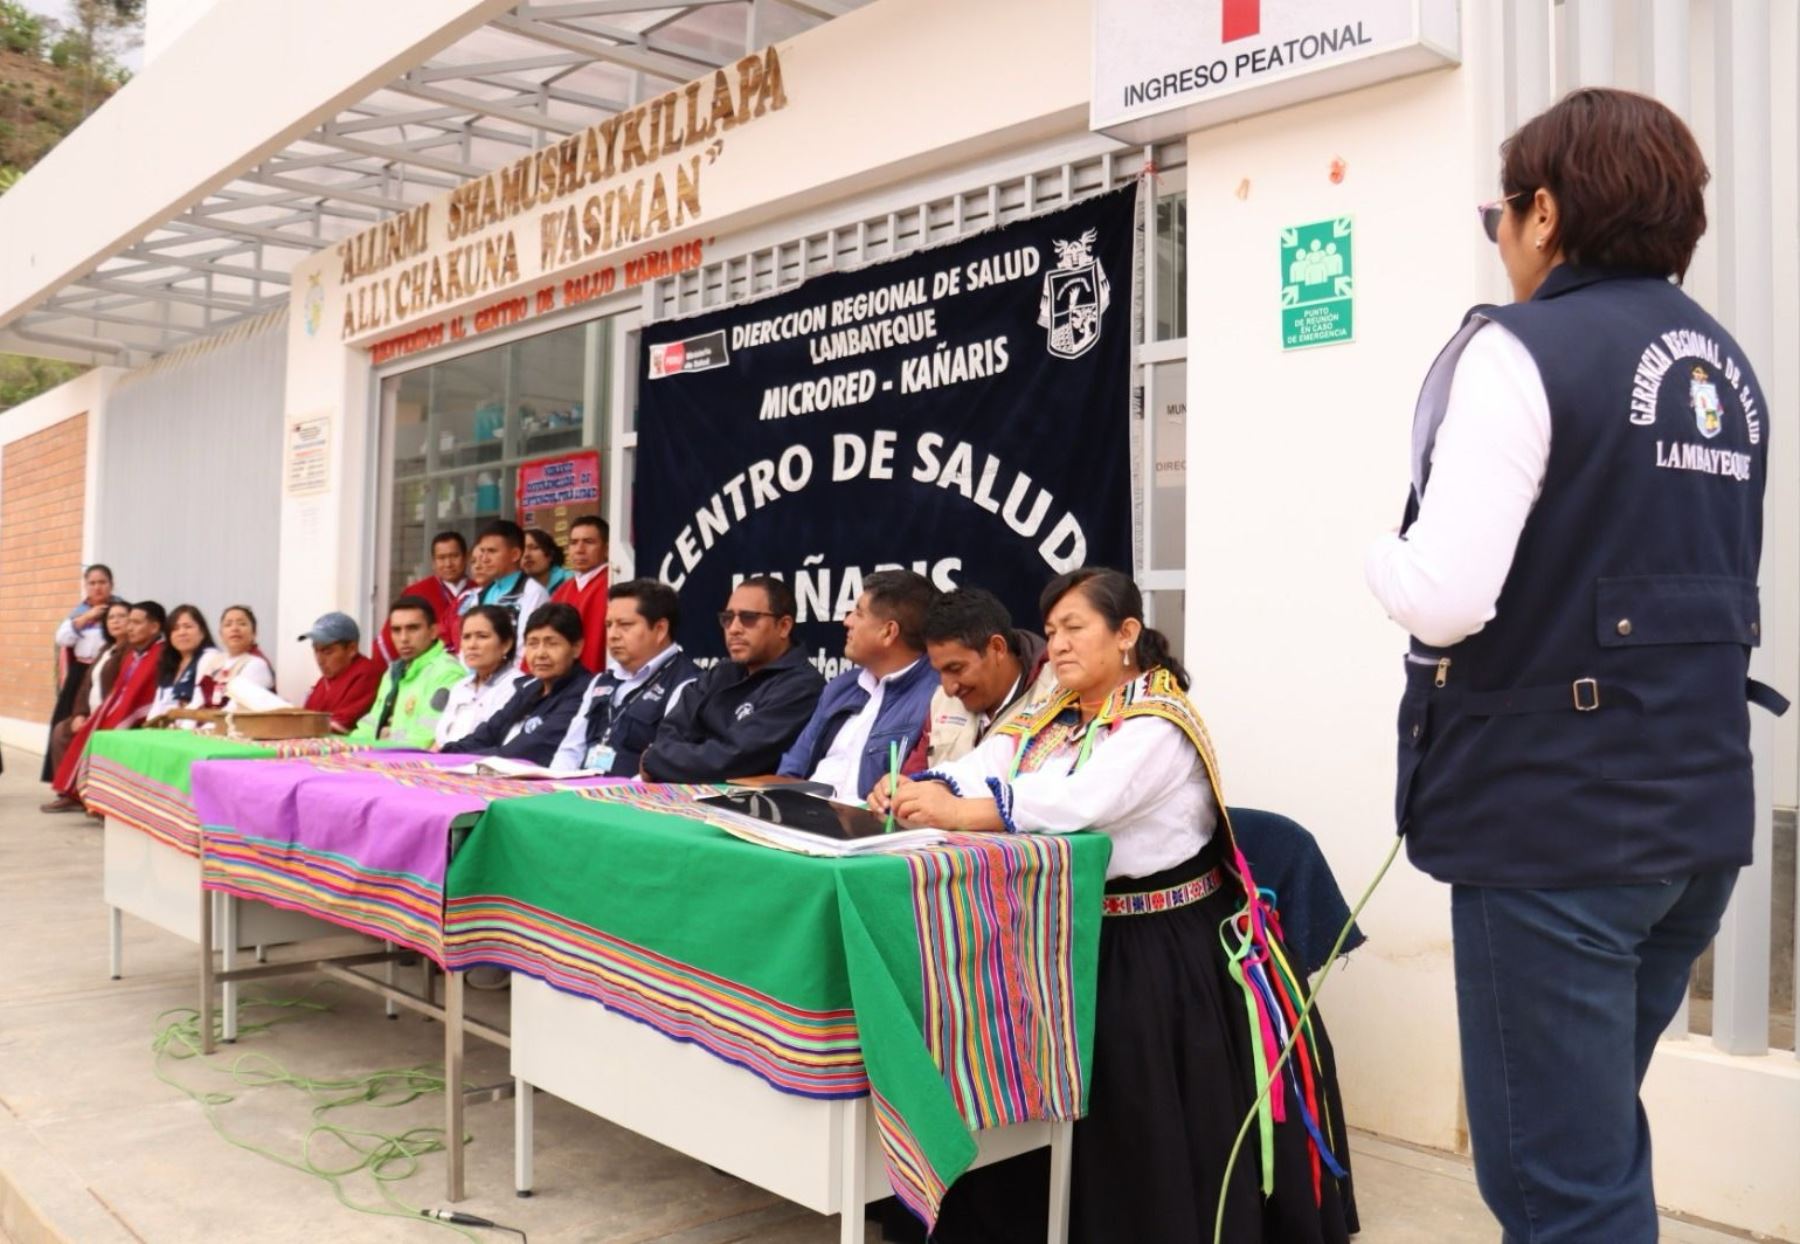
[697, 789, 943, 857]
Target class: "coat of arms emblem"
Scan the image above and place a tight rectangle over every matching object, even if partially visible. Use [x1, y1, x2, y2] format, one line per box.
[1690, 365, 1724, 439]
[302, 274, 324, 338]
[1038, 229, 1110, 360]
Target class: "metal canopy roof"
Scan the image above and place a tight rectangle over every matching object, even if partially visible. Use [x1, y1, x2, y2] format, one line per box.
[9, 0, 859, 365]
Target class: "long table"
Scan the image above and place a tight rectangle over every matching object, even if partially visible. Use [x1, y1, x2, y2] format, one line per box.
[443, 788, 1110, 1243]
[83, 730, 387, 1037]
[188, 752, 632, 1201]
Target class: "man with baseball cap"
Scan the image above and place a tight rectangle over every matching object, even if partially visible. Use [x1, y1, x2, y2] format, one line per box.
[299, 611, 383, 734]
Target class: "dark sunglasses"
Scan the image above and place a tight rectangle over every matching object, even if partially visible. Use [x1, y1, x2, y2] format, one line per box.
[1477, 191, 1530, 244]
[718, 609, 774, 628]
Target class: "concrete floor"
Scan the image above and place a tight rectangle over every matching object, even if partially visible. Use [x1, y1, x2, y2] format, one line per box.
[0, 756, 1759, 1244]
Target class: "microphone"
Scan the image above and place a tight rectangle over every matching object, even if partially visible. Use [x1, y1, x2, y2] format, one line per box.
[420, 1208, 497, 1226]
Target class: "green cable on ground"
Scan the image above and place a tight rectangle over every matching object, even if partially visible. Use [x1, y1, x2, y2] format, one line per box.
[1212, 832, 1406, 1244]
[151, 993, 480, 1241]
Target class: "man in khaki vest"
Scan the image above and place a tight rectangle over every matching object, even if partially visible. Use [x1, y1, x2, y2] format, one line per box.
[899, 587, 1060, 773]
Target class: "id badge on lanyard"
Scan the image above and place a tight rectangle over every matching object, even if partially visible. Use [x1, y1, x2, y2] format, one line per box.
[584, 743, 617, 772]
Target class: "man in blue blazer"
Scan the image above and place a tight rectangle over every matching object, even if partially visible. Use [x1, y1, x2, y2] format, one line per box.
[778, 570, 939, 803]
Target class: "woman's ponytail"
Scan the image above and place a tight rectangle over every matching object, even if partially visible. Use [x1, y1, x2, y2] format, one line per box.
[1134, 626, 1190, 691]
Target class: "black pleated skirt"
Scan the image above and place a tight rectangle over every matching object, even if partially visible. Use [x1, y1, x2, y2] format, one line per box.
[38, 660, 89, 782]
[921, 833, 1358, 1244]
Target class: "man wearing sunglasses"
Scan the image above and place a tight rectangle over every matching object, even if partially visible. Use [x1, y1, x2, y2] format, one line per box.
[639, 575, 825, 781]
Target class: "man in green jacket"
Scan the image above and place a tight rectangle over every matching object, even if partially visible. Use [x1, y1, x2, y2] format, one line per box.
[351, 595, 467, 747]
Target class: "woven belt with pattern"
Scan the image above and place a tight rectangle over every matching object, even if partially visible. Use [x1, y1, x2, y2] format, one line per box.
[1101, 865, 1225, 917]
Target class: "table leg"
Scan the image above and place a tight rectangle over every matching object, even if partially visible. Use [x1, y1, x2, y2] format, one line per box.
[220, 895, 239, 1043]
[384, 942, 399, 1019]
[514, 1079, 534, 1197]
[198, 888, 216, 1056]
[445, 968, 466, 1203]
[1045, 1119, 1073, 1244]
[108, 906, 122, 980]
[421, 957, 435, 1010]
[255, 944, 267, 964]
[838, 1097, 867, 1244]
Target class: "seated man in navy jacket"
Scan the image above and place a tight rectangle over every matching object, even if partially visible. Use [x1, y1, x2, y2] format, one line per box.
[551, 579, 699, 776]
[640, 576, 825, 782]
[440, 602, 591, 765]
[777, 569, 939, 803]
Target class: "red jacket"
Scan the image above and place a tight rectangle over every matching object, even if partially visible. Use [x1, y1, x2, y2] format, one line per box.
[551, 568, 610, 675]
[303, 652, 384, 733]
[375, 577, 469, 663]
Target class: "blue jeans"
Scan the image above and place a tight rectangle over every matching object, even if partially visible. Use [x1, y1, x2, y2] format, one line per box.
[1450, 872, 1737, 1243]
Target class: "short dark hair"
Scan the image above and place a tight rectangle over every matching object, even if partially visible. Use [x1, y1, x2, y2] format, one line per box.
[86, 563, 114, 582]
[462, 604, 516, 653]
[737, 575, 796, 621]
[1502, 87, 1710, 281]
[132, 600, 167, 628]
[1039, 567, 1190, 692]
[476, 519, 525, 550]
[570, 515, 610, 541]
[523, 527, 565, 567]
[923, 587, 1016, 654]
[862, 569, 937, 651]
[609, 578, 680, 632]
[430, 530, 468, 555]
[390, 593, 437, 627]
[523, 601, 583, 646]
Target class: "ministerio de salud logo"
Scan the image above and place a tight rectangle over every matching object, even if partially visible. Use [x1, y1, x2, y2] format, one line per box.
[1038, 228, 1112, 360]
[1690, 364, 1724, 439]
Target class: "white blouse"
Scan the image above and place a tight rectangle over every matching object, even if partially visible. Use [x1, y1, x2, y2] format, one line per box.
[927, 706, 1217, 880]
[189, 650, 277, 709]
[435, 666, 530, 747]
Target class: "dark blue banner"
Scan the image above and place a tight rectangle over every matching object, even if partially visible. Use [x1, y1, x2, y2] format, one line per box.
[636, 185, 1138, 669]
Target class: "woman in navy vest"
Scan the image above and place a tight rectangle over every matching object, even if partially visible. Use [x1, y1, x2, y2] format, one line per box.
[1367, 89, 1786, 1242]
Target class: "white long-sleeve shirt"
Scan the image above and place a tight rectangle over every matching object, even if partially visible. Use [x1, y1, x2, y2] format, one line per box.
[926, 707, 1217, 880]
[56, 611, 109, 663]
[1364, 322, 1553, 648]
[435, 667, 530, 747]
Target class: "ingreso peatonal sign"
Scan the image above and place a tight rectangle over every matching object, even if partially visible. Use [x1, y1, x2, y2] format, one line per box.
[1091, 0, 1459, 142]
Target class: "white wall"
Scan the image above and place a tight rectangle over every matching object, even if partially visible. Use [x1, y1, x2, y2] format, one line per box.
[0, 367, 125, 756]
[1181, 55, 1501, 1150]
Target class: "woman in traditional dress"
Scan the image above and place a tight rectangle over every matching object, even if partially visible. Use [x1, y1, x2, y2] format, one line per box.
[39, 563, 116, 782]
[434, 605, 526, 747]
[876, 568, 1354, 1244]
[148, 605, 217, 722]
[192, 605, 276, 709]
[41, 601, 132, 789]
[522, 527, 574, 594]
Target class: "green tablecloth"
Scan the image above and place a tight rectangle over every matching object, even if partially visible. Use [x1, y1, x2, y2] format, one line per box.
[443, 788, 1110, 1228]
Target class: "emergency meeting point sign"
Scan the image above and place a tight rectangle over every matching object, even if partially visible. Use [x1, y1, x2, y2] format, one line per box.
[1090, 0, 1460, 143]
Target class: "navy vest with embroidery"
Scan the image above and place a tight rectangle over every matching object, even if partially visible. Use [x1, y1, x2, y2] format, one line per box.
[1396, 266, 1781, 887]
[583, 651, 699, 776]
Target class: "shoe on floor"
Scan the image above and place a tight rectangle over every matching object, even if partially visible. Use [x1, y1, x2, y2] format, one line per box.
[39, 796, 84, 814]
[466, 966, 510, 991]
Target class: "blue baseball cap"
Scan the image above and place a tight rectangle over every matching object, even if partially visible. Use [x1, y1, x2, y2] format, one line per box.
[298, 611, 360, 646]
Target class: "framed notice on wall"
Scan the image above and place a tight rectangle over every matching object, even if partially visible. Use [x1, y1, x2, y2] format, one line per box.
[284, 415, 331, 496]
[516, 450, 602, 544]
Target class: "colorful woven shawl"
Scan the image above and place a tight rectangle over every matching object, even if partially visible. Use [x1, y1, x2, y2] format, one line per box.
[996, 667, 1347, 1203]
